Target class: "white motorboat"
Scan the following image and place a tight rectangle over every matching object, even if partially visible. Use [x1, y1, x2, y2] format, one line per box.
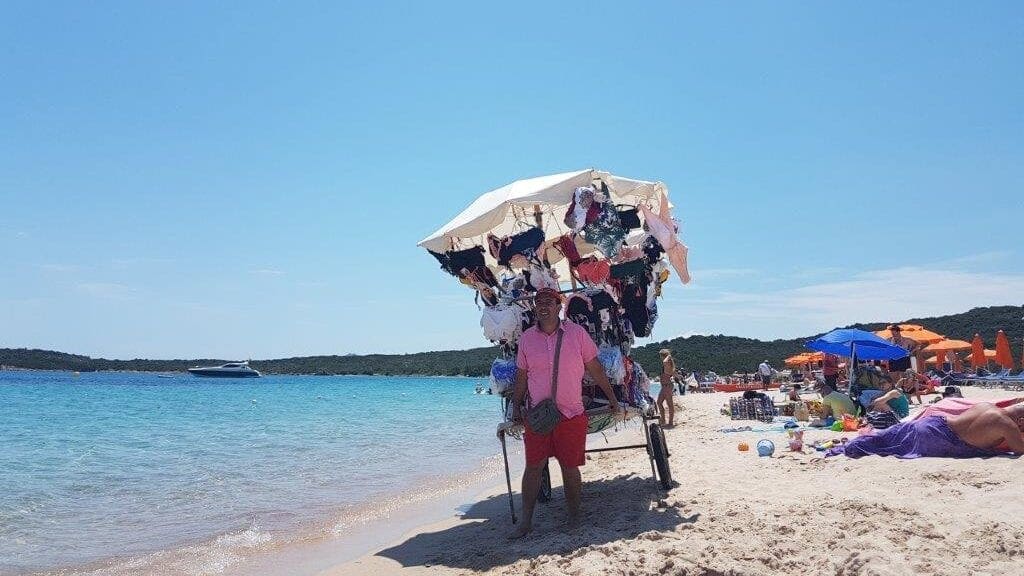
[187, 361, 261, 378]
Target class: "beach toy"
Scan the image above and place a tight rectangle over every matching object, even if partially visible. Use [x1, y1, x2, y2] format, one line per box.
[756, 439, 774, 457]
[830, 420, 844, 432]
[738, 442, 750, 452]
[842, 414, 859, 432]
[787, 430, 804, 451]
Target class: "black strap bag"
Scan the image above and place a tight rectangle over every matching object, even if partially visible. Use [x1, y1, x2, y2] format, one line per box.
[525, 329, 564, 435]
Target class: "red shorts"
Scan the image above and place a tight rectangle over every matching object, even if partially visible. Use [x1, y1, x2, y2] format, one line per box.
[524, 413, 587, 468]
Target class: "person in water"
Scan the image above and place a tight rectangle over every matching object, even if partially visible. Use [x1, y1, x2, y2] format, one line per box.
[840, 402, 1024, 459]
[509, 287, 619, 539]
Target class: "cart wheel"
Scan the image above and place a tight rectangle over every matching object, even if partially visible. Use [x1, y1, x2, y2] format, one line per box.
[649, 423, 672, 490]
[538, 460, 552, 502]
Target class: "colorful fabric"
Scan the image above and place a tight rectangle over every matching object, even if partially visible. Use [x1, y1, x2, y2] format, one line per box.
[840, 415, 1003, 459]
[597, 344, 625, 383]
[575, 258, 610, 285]
[490, 358, 517, 394]
[583, 201, 627, 259]
[516, 321, 598, 419]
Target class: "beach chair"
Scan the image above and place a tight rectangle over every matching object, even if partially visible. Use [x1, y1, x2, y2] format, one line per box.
[970, 368, 1011, 388]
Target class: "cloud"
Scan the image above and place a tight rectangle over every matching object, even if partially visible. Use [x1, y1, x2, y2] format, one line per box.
[932, 250, 1013, 268]
[251, 269, 286, 276]
[77, 282, 139, 300]
[659, 266, 1024, 340]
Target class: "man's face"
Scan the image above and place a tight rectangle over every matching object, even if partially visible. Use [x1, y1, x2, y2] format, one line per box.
[534, 295, 560, 322]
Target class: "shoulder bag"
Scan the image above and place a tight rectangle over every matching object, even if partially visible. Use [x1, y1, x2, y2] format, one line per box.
[525, 328, 564, 435]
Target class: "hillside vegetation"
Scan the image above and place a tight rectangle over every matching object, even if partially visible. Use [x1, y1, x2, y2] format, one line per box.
[3, 305, 1021, 378]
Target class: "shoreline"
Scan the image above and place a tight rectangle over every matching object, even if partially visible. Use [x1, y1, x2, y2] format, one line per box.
[315, 389, 1023, 576]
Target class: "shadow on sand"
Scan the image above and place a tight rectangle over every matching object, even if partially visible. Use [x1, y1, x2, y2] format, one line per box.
[374, 473, 698, 571]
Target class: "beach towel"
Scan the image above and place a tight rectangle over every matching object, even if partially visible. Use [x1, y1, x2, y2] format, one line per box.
[836, 415, 1004, 459]
[909, 396, 1024, 422]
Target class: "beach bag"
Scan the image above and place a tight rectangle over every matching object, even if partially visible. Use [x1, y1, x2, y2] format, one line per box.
[793, 402, 809, 422]
[866, 410, 900, 430]
[481, 305, 522, 343]
[490, 358, 517, 394]
[526, 329, 564, 435]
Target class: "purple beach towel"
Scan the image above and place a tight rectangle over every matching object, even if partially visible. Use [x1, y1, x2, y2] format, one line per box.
[833, 415, 1001, 459]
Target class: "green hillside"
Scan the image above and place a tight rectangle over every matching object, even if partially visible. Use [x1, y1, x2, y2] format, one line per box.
[2, 305, 1021, 377]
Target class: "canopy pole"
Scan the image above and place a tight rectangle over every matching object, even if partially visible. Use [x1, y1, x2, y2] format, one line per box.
[532, 204, 543, 228]
[499, 431, 517, 524]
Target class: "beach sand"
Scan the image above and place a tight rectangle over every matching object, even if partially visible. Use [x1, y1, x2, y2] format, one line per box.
[313, 386, 1023, 576]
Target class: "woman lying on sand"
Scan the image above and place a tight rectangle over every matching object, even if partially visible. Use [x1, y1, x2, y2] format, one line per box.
[834, 402, 1024, 459]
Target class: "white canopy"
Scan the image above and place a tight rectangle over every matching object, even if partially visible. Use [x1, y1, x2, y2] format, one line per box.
[418, 169, 670, 259]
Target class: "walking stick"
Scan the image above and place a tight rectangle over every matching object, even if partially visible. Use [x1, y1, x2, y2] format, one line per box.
[498, 430, 517, 524]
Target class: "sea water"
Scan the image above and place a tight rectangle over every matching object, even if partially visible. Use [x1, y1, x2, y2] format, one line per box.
[0, 371, 504, 575]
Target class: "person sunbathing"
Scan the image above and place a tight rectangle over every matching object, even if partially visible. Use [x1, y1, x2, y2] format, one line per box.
[838, 402, 1024, 459]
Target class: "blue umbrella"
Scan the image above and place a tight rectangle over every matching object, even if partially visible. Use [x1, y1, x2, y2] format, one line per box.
[805, 328, 909, 361]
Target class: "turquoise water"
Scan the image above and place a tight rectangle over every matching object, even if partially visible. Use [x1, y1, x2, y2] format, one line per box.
[0, 371, 501, 575]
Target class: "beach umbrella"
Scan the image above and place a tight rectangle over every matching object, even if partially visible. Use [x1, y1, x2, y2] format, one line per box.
[994, 330, 1015, 369]
[418, 169, 688, 284]
[874, 325, 945, 344]
[964, 349, 997, 364]
[923, 339, 973, 353]
[784, 354, 809, 367]
[971, 334, 986, 367]
[805, 328, 910, 361]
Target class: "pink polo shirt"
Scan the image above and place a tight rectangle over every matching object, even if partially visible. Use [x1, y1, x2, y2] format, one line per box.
[516, 320, 598, 419]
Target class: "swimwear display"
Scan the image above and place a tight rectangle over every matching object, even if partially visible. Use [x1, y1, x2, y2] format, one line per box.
[424, 179, 688, 413]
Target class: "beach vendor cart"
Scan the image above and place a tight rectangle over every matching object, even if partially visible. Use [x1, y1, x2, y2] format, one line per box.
[418, 169, 690, 521]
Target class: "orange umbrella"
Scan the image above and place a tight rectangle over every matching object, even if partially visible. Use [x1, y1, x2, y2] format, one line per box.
[964, 349, 997, 363]
[994, 330, 1015, 369]
[970, 334, 986, 367]
[784, 354, 808, 367]
[875, 325, 946, 344]
[924, 339, 973, 352]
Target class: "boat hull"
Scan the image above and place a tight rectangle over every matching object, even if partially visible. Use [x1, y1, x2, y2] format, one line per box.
[187, 369, 261, 378]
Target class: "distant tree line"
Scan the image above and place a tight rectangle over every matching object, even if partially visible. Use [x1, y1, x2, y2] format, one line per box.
[2, 305, 1021, 378]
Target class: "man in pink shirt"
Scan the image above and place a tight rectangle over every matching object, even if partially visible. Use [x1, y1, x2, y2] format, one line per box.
[510, 287, 619, 538]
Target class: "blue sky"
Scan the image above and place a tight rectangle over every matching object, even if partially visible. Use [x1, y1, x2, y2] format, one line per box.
[2, 2, 1022, 359]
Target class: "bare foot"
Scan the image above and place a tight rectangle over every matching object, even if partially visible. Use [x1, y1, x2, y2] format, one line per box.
[508, 523, 532, 539]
